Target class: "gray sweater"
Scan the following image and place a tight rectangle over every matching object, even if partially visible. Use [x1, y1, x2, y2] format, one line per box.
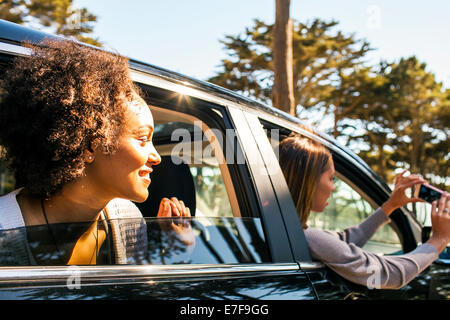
[304, 207, 439, 289]
[0, 189, 148, 266]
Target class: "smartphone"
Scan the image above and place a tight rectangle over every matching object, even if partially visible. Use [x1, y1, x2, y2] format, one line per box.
[413, 183, 444, 203]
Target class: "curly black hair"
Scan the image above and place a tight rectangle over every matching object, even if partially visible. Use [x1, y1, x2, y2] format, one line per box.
[0, 39, 138, 196]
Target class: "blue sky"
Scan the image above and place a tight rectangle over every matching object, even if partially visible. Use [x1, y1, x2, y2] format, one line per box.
[74, 0, 450, 88]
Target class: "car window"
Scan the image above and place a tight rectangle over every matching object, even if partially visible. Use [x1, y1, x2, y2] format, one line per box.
[147, 217, 269, 264]
[151, 114, 234, 218]
[140, 103, 241, 219]
[133, 96, 273, 263]
[259, 118, 402, 255]
[309, 175, 402, 255]
[412, 201, 432, 228]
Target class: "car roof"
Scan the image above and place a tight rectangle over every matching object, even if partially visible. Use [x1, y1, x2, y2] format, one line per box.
[0, 18, 383, 185]
[0, 19, 280, 116]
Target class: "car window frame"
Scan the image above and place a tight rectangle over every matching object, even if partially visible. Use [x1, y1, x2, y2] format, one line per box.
[136, 83, 264, 221]
[254, 113, 419, 254]
[331, 150, 418, 253]
[236, 110, 313, 263]
[131, 71, 301, 263]
[311, 171, 405, 254]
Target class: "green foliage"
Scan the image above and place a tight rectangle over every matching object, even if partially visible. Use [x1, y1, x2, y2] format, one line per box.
[209, 19, 371, 113]
[210, 19, 449, 187]
[384, 57, 449, 186]
[0, 0, 101, 46]
[344, 57, 448, 186]
[0, 0, 25, 24]
[0, 156, 15, 196]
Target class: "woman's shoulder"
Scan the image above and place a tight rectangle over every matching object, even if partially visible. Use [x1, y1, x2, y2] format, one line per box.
[105, 198, 142, 220]
[303, 227, 355, 260]
[304, 227, 340, 241]
[0, 189, 25, 230]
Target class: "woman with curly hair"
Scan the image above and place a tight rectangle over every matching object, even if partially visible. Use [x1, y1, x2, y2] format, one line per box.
[0, 40, 191, 266]
[279, 133, 450, 289]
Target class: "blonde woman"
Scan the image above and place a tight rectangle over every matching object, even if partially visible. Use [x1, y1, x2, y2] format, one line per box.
[279, 134, 450, 289]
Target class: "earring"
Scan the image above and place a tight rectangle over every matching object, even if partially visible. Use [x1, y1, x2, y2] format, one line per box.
[87, 155, 94, 162]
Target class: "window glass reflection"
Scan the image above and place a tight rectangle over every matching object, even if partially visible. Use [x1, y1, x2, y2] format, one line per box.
[0, 217, 270, 266]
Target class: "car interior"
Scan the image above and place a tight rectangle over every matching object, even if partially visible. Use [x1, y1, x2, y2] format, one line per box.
[138, 105, 240, 219]
[130, 102, 270, 265]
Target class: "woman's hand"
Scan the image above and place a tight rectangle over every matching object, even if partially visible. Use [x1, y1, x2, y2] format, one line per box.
[157, 197, 191, 218]
[427, 193, 450, 253]
[381, 170, 426, 216]
[157, 197, 195, 246]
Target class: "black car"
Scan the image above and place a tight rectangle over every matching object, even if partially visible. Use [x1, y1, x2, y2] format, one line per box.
[0, 19, 448, 301]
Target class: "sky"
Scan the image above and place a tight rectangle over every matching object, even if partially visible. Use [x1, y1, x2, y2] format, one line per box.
[73, 0, 450, 88]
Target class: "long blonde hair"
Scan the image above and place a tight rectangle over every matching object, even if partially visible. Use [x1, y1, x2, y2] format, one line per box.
[279, 133, 332, 229]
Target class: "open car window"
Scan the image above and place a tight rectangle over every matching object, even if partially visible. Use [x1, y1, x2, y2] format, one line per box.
[258, 118, 403, 256]
[145, 105, 239, 218]
[309, 175, 402, 255]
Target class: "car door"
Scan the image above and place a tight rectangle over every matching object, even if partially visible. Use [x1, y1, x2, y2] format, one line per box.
[329, 151, 450, 300]
[235, 109, 358, 300]
[0, 48, 318, 300]
[248, 110, 450, 300]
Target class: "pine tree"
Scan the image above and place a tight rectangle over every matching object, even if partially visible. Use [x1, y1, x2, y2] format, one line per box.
[209, 18, 371, 119]
[272, 0, 295, 114]
[0, 0, 101, 46]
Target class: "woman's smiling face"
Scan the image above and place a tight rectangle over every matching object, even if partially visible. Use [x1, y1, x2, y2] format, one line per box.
[88, 95, 161, 203]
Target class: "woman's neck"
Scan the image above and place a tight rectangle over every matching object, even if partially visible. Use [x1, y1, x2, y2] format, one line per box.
[18, 178, 113, 226]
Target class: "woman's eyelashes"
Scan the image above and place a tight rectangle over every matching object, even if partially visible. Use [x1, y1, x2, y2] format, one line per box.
[138, 136, 151, 145]
[133, 126, 154, 147]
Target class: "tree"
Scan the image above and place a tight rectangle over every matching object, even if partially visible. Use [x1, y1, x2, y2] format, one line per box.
[272, 0, 295, 115]
[209, 19, 371, 119]
[209, 19, 448, 187]
[0, 0, 25, 24]
[338, 58, 449, 186]
[385, 57, 449, 187]
[0, 0, 101, 46]
[327, 65, 392, 180]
